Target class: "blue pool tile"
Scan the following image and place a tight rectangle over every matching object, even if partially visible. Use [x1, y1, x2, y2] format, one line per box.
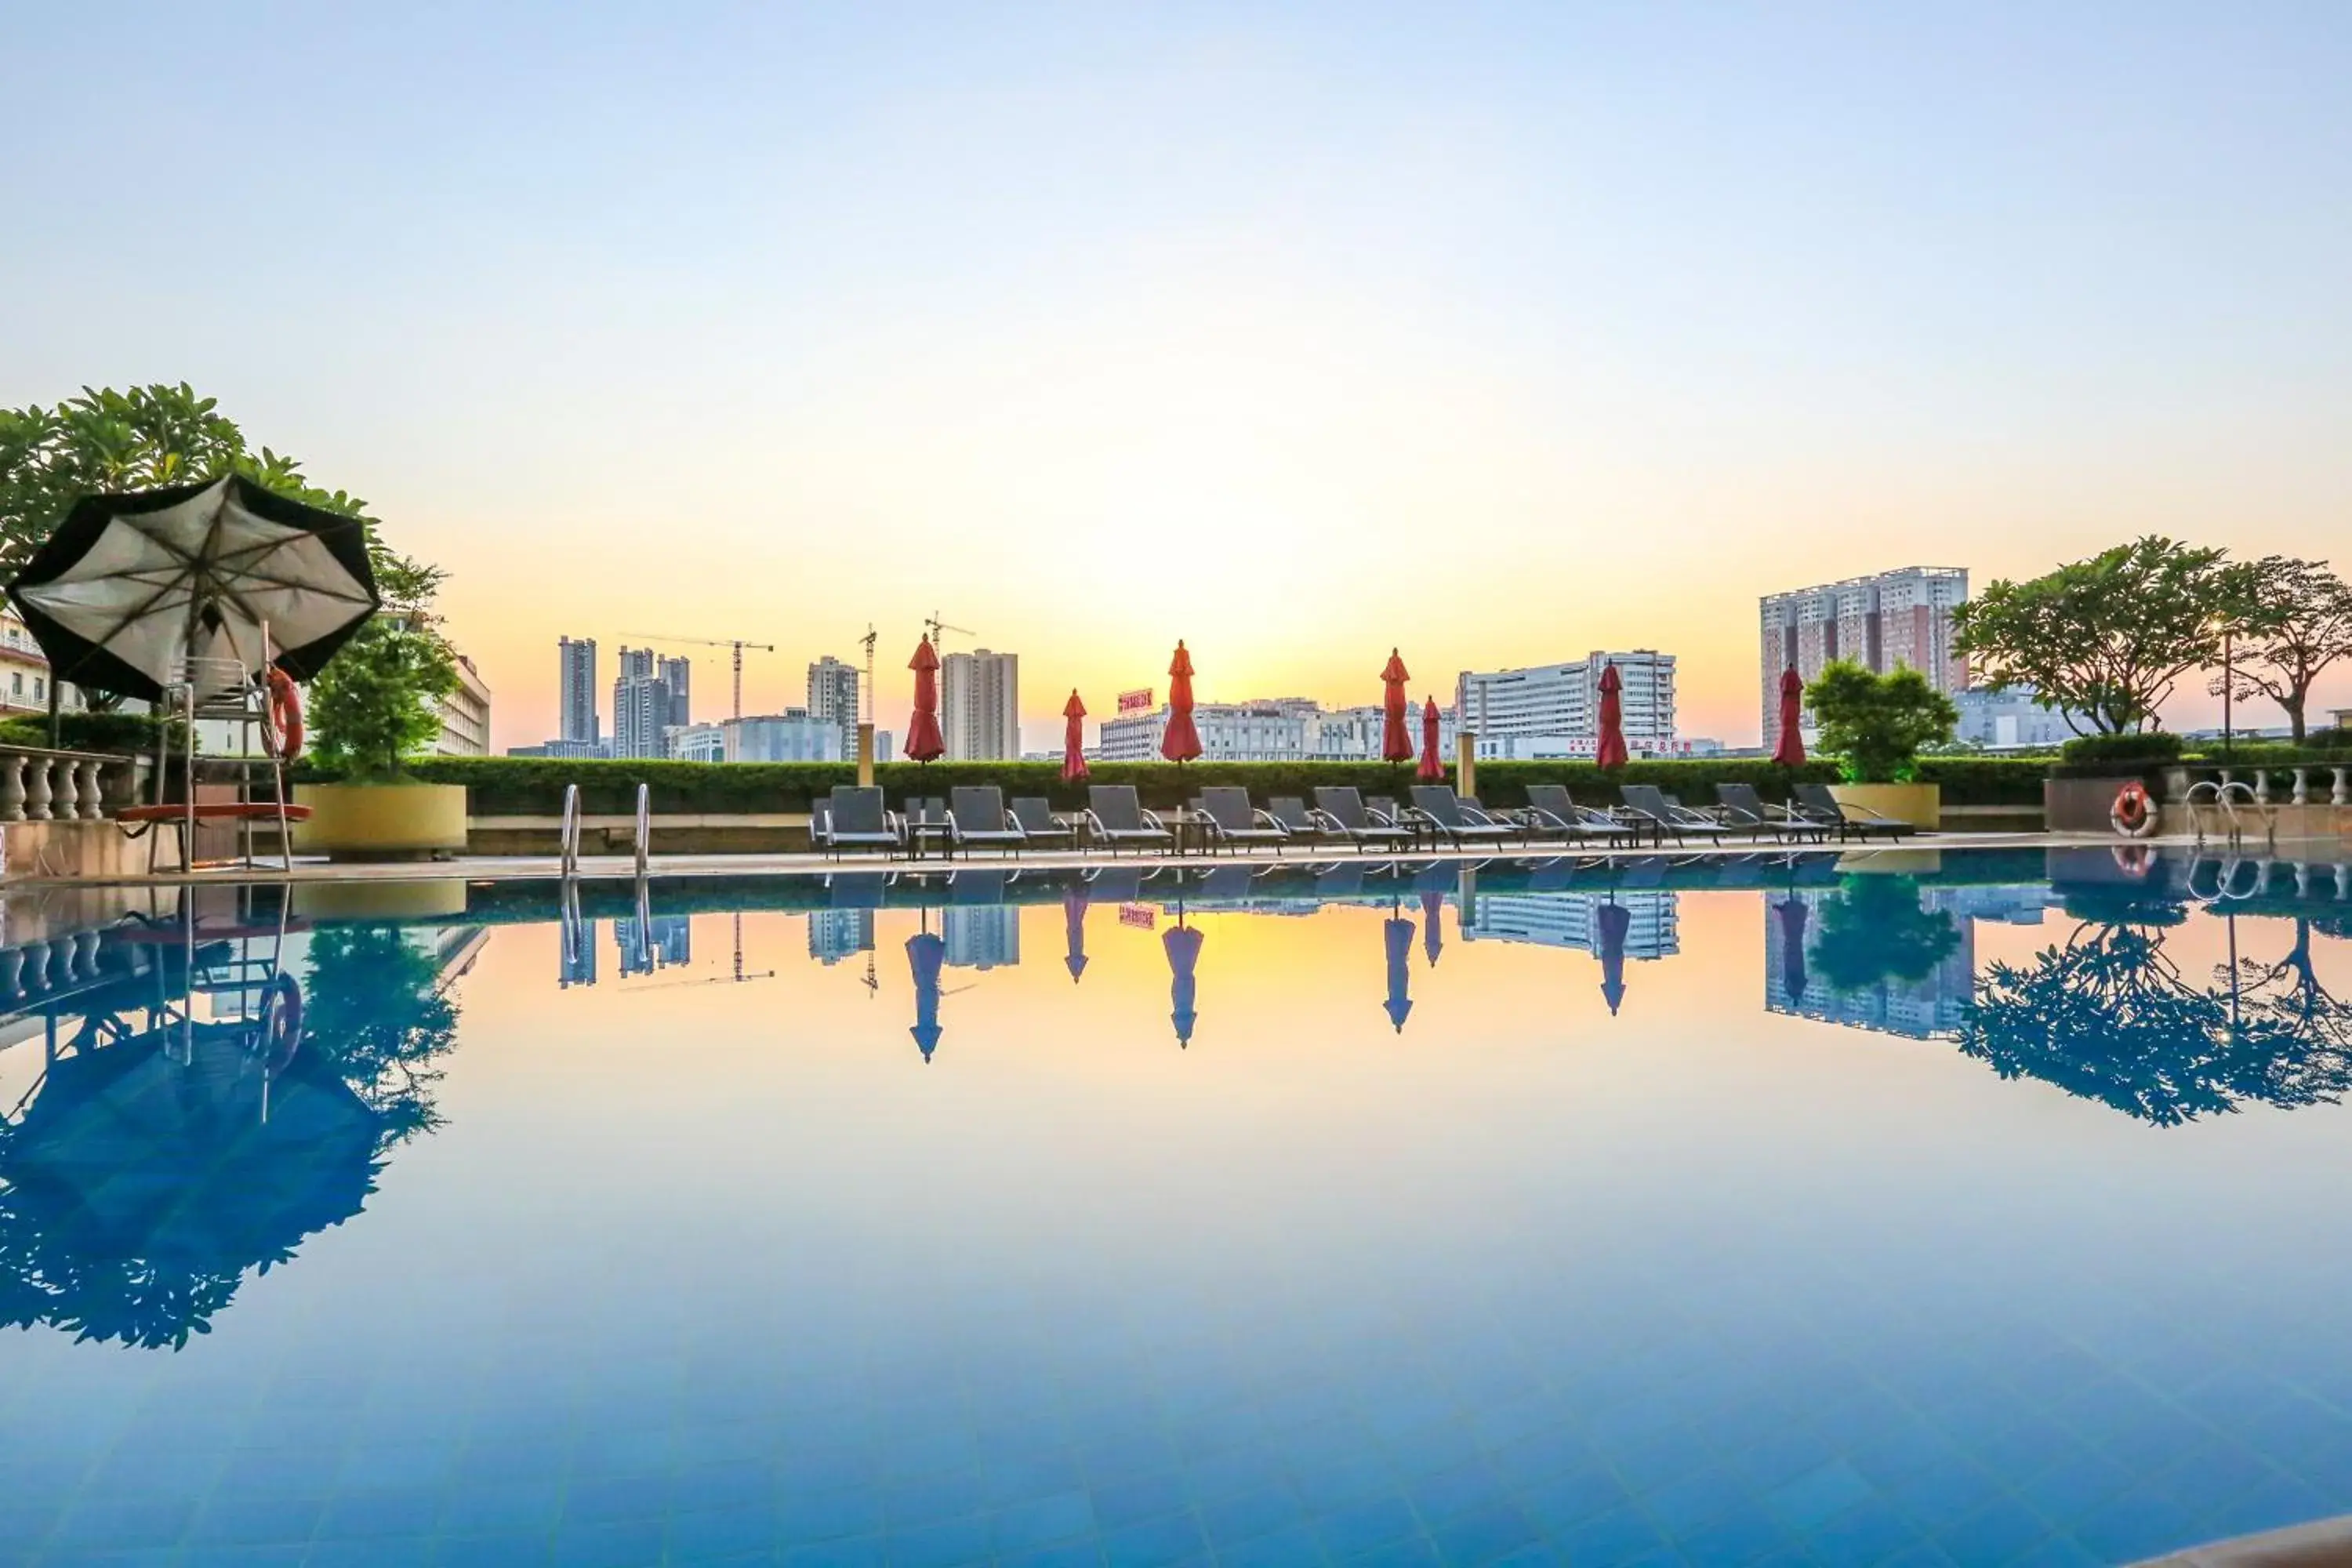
[1933, 1495, 2056, 1563]
[2013, 1446, 2137, 1527]
[1341, 1536, 1440, 1568]
[1885, 1461, 2007, 1533]
[186, 1492, 322, 1545]
[1404, 1461, 1508, 1524]
[1099, 1511, 1207, 1568]
[437, 1481, 563, 1534]
[2190, 1471, 2336, 1544]
[1290, 1453, 1393, 1514]
[1766, 1458, 1871, 1530]
[564, 1473, 672, 1525]
[1638, 1465, 1754, 1537]
[670, 1462, 778, 1514]
[884, 1514, 992, 1568]
[551, 1517, 668, 1567]
[1312, 1493, 1420, 1558]
[431, 1533, 554, 1567]
[321, 1489, 445, 1541]
[2066, 1483, 2207, 1566]
[48, 1500, 194, 1551]
[998, 1544, 1108, 1568]
[779, 1488, 886, 1542]
[1426, 1500, 1540, 1565]
[1215, 1522, 1325, 1568]
[182, 1548, 309, 1567]
[779, 1535, 886, 1568]
[990, 1490, 1097, 1554]
[1181, 1446, 1275, 1505]
[305, 1542, 435, 1568]
[1795, 1494, 1923, 1568]
[1522, 1465, 1635, 1534]
[1997, 1537, 2103, 1568]
[884, 1470, 992, 1530]
[670, 1504, 781, 1560]
[1090, 1472, 1192, 1531]
[1551, 1505, 1667, 1567]
[1196, 1486, 1301, 1550]
[1669, 1496, 1792, 1566]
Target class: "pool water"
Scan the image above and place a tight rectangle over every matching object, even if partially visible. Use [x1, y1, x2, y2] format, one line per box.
[2, 848, 2350, 1567]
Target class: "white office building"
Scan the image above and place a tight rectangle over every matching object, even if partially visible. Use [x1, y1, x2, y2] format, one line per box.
[666, 723, 728, 763]
[557, 636, 599, 745]
[942, 648, 1020, 760]
[435, 652, 493, 757]
[724, 710, 844, 763]
[1454, 652, 1679, 760]
[1759, 568, 1968, 752]
[1100, 696, 1461, 763]
[1952, 686, 2080, 750]
[808, 656, 860, 753]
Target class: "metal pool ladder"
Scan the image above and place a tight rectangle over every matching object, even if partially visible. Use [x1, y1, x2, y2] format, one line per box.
[2184, 779, 2271, 848]
[559, 782, 583, 877]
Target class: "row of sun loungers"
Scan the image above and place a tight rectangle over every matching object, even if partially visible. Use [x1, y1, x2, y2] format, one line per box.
[808, 781, 1915, 859]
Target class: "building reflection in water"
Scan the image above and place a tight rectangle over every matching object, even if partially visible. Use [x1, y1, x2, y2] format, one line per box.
[1765, 878, 2051, 1039]
[1462, 890, 1680, 959]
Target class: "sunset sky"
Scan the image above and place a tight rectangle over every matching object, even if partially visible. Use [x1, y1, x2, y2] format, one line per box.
[7, 3, 2350, 748]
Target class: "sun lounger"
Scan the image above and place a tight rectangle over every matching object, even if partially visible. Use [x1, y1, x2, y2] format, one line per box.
[1196, 786, 1290, 854]
[823, 786, 902, 857]
[948, 786, 1026, 855]
[1713, 782, 1832, 844]
[1408, 786, 1522, 850]
[1617, 784, 1734, 847]
[1008, 796, 1078, 851]
[808, 797, 833, 852]
[1312, 787, 1416, 851]
[1082, 785, 1174, 855]
[1267, 796, 1322, 841]
[1519, 784, 1639, 846]
[1795, 782, 1914, 840]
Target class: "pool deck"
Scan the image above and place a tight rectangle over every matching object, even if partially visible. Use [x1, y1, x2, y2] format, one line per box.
[6, 829, 2336, 887]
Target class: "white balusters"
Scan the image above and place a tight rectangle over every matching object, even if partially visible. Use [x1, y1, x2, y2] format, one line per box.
[74, 759, 105, 820]
[0, 754, 27, 822]
[2291, 767, 2310, 805]
[48, 760, 78, 822]
[23, 757, 53, 822]
[2335, 767, 2350, 808]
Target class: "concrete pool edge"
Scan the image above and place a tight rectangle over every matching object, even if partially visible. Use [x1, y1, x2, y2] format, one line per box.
[2135, 1513, 2352, 1566]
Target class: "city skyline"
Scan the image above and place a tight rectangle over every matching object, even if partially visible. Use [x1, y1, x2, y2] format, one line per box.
[9, 8, 2349, 748]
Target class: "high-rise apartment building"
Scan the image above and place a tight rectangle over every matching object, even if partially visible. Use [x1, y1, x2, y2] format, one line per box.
[1759, 568, 1967, 750]
[942, 648, 1019, 760]
[1454, 652, 1679, 760]
[659, 655, 691, 728]
[557, 636, 599, 744]
[807, 655, 860, 753]
[612, 646, 684, 759]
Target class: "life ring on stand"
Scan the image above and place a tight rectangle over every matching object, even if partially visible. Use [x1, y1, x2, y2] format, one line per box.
[258, 971, 303, 1075]
[263, 667, 304, 761]
[2110, 779, 2156, 839]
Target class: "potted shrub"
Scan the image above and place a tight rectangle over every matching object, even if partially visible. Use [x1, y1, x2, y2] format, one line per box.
[1805, 659, 1958, 830]
[292, 615, 466, 859]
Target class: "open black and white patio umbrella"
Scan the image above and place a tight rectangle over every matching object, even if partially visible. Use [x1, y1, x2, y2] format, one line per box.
[5, 474, 379, 702]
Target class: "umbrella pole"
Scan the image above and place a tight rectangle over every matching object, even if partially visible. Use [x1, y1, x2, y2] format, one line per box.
[44, 665, 58, 748]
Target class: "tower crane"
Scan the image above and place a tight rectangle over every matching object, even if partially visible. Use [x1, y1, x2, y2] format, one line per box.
[858, 624, 877, 724]
[924, 612, 974, 647]
[622, 634, 776, 720]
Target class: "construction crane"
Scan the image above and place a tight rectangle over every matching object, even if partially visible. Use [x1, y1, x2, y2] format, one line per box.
[858, 624, 877, 724]
[924, 612, 974, 647]
[622, 633, 776, 720]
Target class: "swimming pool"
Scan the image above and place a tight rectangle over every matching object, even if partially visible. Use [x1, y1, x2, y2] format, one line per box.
[2, 847, 2347, 1566]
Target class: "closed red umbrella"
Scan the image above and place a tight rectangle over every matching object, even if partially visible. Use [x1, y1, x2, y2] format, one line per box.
[1380, 650, 1414, 764]
[1161, 641, 1201, 763]
[1417, 697, 1444, 782]
[1595, 662, 1628, 770]
[1062, 689, 1089, 782]
[903, 637, 945, 763]
[1771, 666, 1807, 768]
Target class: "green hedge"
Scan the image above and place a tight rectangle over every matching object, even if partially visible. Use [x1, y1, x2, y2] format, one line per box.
[0, 710, 176, 755]
[298, 755, 1875, 815]
[1911, 757, 2053, 806]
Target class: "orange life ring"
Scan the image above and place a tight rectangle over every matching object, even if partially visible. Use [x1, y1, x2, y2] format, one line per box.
[2111, 779, 2156, 838]
[264, 667, 304, 761]
[260, 972, 303, 1075]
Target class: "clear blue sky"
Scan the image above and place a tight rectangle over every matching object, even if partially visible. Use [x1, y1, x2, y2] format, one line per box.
[7, 3, 2349, 744]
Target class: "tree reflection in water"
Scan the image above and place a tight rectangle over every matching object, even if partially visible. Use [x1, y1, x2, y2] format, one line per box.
[0, 924, 462, 1348]
[1959, 903, 2352, 1126]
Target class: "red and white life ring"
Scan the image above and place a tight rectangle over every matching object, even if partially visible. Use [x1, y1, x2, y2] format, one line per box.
[263, 667, 304, 761]
[259, 971, 303, 1075]
[2110, 779, 2157, 839]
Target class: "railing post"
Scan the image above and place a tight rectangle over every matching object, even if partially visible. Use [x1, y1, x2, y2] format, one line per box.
[49, 758, 78, 822]
[23, 757, 53, 822]
[2334, 766, 2350, 807]
[2252, 768, 2270, 805]
[2291, 766, 2310, 806]
[74, 759, 105, 820]
[559, 782, 581, 877]
[634, 782, 651, 877]
[0, 754, 25, 822]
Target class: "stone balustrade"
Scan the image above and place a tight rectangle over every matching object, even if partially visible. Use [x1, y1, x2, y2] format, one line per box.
[0, 746, 143, 824]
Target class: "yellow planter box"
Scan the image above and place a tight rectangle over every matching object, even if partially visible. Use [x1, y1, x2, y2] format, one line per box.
[1828, 782, 1940, 832]
[292, 782, 470, 861]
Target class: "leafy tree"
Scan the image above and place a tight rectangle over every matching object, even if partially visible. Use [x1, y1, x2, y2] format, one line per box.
[0, 383, 443, 615]
[304, 618, 459, 782]
[1809, 875, 1962, 993]
[1802, 659, 1958, 782]
[1952, 536, 2235, 734]
[2211, 556, 2352, 743]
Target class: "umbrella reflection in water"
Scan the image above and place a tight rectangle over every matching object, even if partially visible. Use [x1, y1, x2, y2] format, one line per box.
[1596, 900, 1632, 1016]
[1383, 909, 1415, 1033]
[906, 927, 946, 1062]
[1776, 896, 1811, 1004]
[1163, 918, 1203, 1047]
[1062, 883, 1090, 983]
